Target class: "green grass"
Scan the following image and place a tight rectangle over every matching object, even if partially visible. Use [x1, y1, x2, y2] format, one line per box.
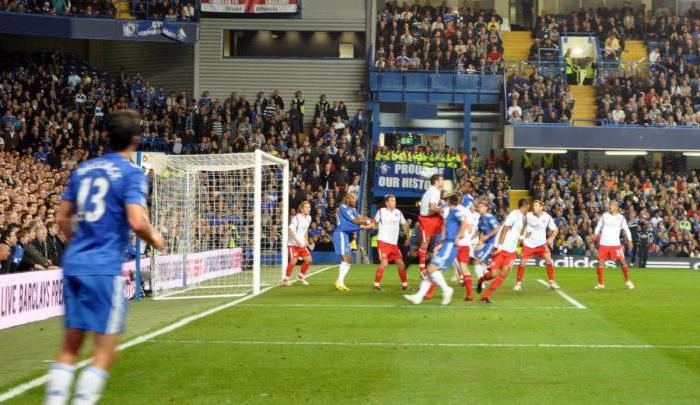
[3, 265, 700, 404]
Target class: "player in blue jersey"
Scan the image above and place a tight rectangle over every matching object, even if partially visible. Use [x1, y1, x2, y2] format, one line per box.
[471, 200, 501, 281]
[461, 180, 476, 209]
[404, 193, 468, 306]
[45, 111, 165, 405]
[332, 192, 373, 291]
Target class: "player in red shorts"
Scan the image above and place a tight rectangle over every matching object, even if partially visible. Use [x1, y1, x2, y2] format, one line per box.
[478, 199, 530, 303]
[283, 201, 313, 286]
[593, 200, 634, 289]
[372, 195, 410, 290]
[417, 174, 444, 298]
[514, 199, 560, 291]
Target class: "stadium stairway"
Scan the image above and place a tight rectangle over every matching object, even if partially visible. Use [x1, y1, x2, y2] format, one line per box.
[508, 189, 531, 209]
[570, 85, 597, 127]
[622, 40, 647, 63]
[503, 31, 533, 61]
[115, 0, 134, 19]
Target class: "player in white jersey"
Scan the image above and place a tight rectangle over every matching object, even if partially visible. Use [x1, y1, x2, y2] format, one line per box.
[594, 200, 634, 289]
[372, 195, 410, 290]
[416, 174, 445, 300]
[514, 200, 560, 291]
[478, 199, 530, 303]
[454, 201, 480, 300]
[284, 201, 314, 286]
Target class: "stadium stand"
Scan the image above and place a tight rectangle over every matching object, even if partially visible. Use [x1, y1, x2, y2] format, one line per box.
[0, 0, 198, 21]
[529, 164, 700, 259]
[505, 69, 574, 124]
[0, 51, 369, 271]
[374, 0, 504, 73]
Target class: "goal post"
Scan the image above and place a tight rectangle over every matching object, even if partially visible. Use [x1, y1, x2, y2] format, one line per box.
[149, 150, 288, 300]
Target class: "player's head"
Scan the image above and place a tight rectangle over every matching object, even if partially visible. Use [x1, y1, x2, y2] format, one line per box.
[344, 192, 358, 208]
[517, 198, 530, 213]
[609, 200, 619, 214]
[447, 193, 461, 207]
[461, 179, 474, 194]
[107, 110, 142, 152]
[477, 200, 490, 214]
[532, 199, 544, 214]
[430, 174, 444, 188]
[384, 195, 396, 209]
[298, 201, 311, 215]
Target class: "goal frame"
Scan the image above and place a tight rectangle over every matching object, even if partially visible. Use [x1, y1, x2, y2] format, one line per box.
[149, 149, 289, 300]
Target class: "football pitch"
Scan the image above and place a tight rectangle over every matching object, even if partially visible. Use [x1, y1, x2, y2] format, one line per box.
[2, 264, 700, 404]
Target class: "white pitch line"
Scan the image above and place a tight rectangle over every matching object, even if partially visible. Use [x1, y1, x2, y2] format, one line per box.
[239, 303, 579, 310]
[0, 265, 338, 403]
[151, 339, 700, 350]
[537, 279, 587, 309]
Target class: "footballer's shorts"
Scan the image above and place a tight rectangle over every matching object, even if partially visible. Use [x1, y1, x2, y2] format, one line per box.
[378, 241, 403, 263]
[288, 246, 311, 261]
[332, 231, 352, 256]
[489, 251, 517, 270]
[598, 245, 624, 261]
[63, 274, 127, 335]
[430, 242, 458, 271]
[456, 245, 471, 262]
[418, 214, 444, 241]
[473, 241, 496, 262]
[521, 244, 550, 261]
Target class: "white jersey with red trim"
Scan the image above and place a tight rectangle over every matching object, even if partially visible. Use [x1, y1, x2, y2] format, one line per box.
[288, 213, 312, 247]
[420, 186, 441, 216]
[374, 207, 407, 245]
[595, 212, 632, 246]
[457, 207, 480, 247]
[523, 211, 557, 248]
[498, 209, 525, 253]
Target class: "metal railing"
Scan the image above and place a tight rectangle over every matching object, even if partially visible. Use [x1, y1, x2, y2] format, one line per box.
[118, 0, 200, 21]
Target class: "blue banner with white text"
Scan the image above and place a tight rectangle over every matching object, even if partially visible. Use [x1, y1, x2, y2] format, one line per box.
[373, 162, 454, 198]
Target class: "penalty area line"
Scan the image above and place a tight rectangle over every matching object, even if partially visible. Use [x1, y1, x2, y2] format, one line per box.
[537, 279, 587, 309]
[150, 339, 700, 350]
[0, 265, 337, 403]
[238, 303, 579, 310]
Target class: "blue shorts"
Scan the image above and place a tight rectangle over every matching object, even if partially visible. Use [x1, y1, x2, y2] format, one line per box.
[430, 242, 458, 270]
[474, 242, 496, 262]
[332, 231, 352, 256]
[64, 274, 128, 334]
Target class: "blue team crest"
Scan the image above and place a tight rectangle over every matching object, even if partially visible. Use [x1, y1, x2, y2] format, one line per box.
[379, 162, 390, 174]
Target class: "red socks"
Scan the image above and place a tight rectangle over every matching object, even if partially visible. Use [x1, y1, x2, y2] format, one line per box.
[597, 266, 604, 285]
[374, 267, 385, 284]
[546, 263, 555, 281]
[481, 273, 507, 299]
[398, 267, 407, 283]
[516, 265, 525, 283]
[300, 262, 309, 275]
[621, 265, 630, 282]
[478, 270, 496, 285]
[285, 262, 295, 278]
[463, 273, 473, 298]
[418, 248, 427, 271]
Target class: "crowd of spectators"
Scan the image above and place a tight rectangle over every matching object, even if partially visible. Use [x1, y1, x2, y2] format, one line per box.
[374, 0, 504, 73]
[0, 51, 370, 272]
[505, 68, 574, 124]
[0, 0, 198, 21]
[530, 159, 700, 260]
[594, 69, 700, 126]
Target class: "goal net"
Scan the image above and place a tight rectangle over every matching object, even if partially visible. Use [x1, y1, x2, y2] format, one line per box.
[149, 150, 288, 300]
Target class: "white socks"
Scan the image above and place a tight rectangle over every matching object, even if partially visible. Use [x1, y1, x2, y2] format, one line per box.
[416, 278, 432, 297]
[337, 262, 351, 284]
[474, 264, 487, 279]
[72, 366, 108, 405]
[430, 271, 450, 292]
[44, 363, 75, 405]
